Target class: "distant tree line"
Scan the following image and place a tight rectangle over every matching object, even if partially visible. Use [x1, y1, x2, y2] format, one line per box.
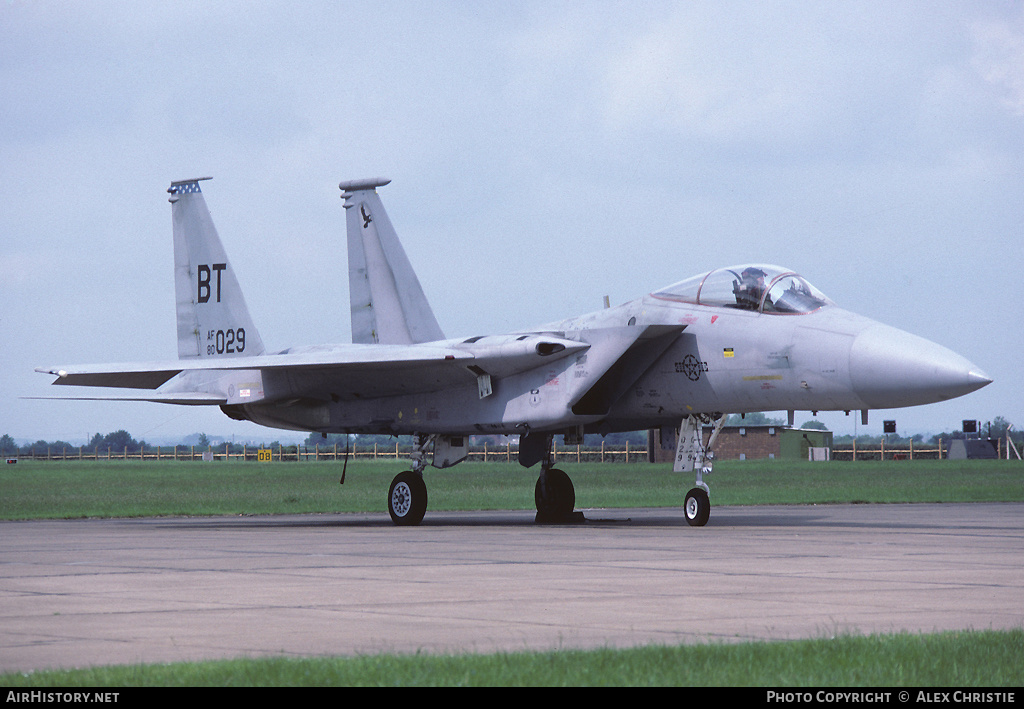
[1, 430, 151, 456]
[0, 429, 655, 457]
[0, 430, 298, 456]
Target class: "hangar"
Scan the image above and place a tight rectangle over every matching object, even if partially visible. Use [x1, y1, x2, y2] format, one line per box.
[649, 425, 833, 462]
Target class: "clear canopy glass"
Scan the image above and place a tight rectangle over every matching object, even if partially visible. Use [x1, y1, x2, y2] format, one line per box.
[652, 265, 831, 314]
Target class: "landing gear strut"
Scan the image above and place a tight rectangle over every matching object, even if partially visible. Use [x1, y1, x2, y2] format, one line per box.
[675, 414, 725, 527]
[523, 432, 583, 524]
[387, 434, 432, 526]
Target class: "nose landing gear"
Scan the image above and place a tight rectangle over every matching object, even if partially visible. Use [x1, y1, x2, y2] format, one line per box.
[675, 414, 725, 527]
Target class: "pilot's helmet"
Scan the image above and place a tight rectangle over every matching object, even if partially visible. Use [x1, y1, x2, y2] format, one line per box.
[741, 267, 767, 281]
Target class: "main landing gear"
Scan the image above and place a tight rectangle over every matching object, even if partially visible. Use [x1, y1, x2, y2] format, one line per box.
[387, 435, 431, 526]
[535, 463, 584, 524]
[388, 470, 427, 526]
[384, 431, 584, 526]
[524, 432, 584, 524]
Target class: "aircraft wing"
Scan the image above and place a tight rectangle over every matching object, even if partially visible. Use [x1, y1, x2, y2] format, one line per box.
[34, 346, 476, 405]
[37, 347, 469, 388]
[35, 335, 590, 404]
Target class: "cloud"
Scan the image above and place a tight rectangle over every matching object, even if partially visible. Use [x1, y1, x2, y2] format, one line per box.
[600, 7, 842, 145]
[2, 1, 1020, 440]
[971, 10, 1024, 116]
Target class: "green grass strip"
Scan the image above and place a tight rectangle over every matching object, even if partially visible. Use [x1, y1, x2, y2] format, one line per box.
[1, 459, 1021, 520]
[2, 630, 1019, 687]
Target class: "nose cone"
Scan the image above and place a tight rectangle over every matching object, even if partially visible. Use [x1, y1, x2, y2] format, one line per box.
[850, 324, 991, 409]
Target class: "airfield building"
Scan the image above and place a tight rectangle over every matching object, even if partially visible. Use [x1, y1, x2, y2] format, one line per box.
[648, 425, 833, 462]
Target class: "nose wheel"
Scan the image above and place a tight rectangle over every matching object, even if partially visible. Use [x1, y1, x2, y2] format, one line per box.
[684, 487, 710, 527]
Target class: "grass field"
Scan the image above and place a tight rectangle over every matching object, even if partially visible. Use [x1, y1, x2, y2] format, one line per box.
[2, 630, 1021, 687]
[1, 458, 1022, 520]
[1, 458, 1020, 686]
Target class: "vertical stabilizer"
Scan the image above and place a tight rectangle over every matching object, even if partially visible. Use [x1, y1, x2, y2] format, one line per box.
[341, 178, 445, 345]
[168, 178, 265, 359]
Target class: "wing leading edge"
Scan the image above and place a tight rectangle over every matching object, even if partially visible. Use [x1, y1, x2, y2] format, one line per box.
[23, 392, 229, 405]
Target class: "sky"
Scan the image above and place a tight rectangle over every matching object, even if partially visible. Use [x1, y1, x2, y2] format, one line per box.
[2, 1, 1021, 444]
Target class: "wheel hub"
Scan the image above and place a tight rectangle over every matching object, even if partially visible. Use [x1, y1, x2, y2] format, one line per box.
[391, 482, 412, 517]
[686, 496, 699, 520]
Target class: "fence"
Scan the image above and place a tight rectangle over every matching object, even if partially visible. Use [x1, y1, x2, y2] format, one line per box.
[10, 436, 1017, 463]
[8, 439, 647, 463]
[831, 439, 945, 461]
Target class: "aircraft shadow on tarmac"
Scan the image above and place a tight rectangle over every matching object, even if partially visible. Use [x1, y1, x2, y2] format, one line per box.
[130, 502, 1013, 532]
[133, 506, 906, 531]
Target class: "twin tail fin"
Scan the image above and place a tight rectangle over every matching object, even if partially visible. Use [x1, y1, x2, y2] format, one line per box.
[167, 176, 442, 359]
[340, 178, 445, 345]
[168, 178, 266, 359]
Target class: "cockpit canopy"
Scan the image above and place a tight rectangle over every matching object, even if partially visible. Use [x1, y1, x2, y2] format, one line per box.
[652, 264, 832, 314]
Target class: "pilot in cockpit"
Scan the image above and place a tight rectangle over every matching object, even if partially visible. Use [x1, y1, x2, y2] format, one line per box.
[734, 267, 769, 310]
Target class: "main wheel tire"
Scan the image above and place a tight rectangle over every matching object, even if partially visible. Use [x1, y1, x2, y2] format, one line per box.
[535, 468, 575, 521]
[684, 487, 710, 527]
[388, 471, 428, 526]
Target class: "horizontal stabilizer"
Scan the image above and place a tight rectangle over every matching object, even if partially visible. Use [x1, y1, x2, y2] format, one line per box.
[35, 366, 182, 390]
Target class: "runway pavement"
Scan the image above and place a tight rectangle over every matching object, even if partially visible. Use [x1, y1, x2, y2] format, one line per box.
[1, 503, 1022, 673]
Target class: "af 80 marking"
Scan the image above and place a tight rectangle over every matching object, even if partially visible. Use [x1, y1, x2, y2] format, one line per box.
[207, 328, 246, 355]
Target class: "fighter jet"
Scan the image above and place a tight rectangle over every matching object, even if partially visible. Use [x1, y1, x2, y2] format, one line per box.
[35, 177, 991, 526]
